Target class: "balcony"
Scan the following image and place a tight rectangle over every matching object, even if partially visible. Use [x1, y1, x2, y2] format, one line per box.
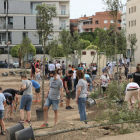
[8, 24, 13, 29]
[53, 25, 69, 30]
[0, 18, 6, 29]
[82, 25, 93, 29]
[58, 11, 70, 15]
[0, 39, 6, 45]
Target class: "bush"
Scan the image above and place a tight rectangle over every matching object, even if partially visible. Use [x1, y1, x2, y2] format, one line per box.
[106, 81, 129, 101]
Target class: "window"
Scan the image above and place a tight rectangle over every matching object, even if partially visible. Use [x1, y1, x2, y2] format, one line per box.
[110, 20, 114, 23]
[134, 6, 136, 12]
[131, 7, 133, 13]
[61, 5, 66, 15]
[131, 21, 133, 26]
[129, 34, 130, 39]
[91, 51, 95, 55]
[118, 20, 121, 24]
[31, 3, 41, 14]
[129, 21, 130, 27]
[95, 20, 99, 24]
[118, 27, 121, 31]
[104, 27, 107, 31]
[135, 20, 136, 26]
[8, 17, 13, 29]
[129, 8, 130, 14]
[0, 18, 6, 29]
[23, 32, 28, 38]
[61, 20, 66, 29]
[104, 20, 107, 23]
[82, 51, 86, 55]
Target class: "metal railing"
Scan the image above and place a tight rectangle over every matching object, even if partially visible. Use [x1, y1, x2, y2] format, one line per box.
[58, 10, 70, 15]
[8, 24, 13, 29]
[0, 39, 6, 45]
[53, 25, 69, 30]
[0, 24, 6, 29]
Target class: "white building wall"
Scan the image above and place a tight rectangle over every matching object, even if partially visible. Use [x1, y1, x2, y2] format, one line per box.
[126, 0, 140, 65]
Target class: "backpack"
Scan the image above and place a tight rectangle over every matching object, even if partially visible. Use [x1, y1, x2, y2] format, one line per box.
[62, 75, 70, 89]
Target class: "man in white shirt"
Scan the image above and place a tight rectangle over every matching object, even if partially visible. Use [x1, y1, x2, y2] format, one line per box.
[56, 61, 61, 69]
[125, 82, 140, 110]
[108, 62, 114, 79]
[49, 61, 55, 72]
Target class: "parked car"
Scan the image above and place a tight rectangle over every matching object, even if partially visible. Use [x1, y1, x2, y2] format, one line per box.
[0, 61, 6, 68]
[0, 61, 13, 68]
[107, 61, 117, 66]
[13, 61, 19, 68]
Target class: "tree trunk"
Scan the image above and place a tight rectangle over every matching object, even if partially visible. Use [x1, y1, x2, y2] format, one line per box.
[42, 42, 45, 109]
[114, 14, 120, 98]
[34, 119, 140, 138]
[66, 55, 68, 74]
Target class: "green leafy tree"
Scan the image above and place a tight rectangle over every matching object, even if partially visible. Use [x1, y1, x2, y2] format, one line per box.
[20, 37, 31, 60]
[102, 0, 123, 98]
[49, 39, 65, 58]
[72, 31, 84, 65]
[85, 44, 94, 50]
[59, 29, 73, 70]
[79, 30, 98, 43]
[80, 39, 91, 50]
[36, 4, 57, 109]
[10, 45, 20, 57]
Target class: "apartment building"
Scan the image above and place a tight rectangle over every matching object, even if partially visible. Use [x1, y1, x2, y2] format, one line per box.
[121, 4, 126, 31]
[78, 11, 122, 33]
[126, 0, 139, 64]
[0, 0, 70, 51]
[70, 19, 78, 32]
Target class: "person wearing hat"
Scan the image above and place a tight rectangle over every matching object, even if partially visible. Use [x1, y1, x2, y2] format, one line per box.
[64, 70, 74, 109]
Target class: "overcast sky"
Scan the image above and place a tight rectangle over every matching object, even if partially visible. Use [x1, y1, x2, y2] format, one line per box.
[70, 0, 127, 19]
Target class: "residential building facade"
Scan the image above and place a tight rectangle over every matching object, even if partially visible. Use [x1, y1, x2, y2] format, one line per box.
[70, 19, 78, 32]
[121, 4, 126, 31]
[0, 0, 70, 52]
[78, 11, 122, 33]
[126, 0, 139, 64]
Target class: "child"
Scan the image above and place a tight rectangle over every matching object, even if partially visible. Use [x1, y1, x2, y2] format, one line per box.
[0, 87, 6, 135]
[119, 68, 122, 83]
[100, 70, 110, 97]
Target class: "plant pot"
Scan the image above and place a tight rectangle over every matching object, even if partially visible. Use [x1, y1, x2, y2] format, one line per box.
[5, 123, 24, 140]
[36, 108, 44, 121]
[85, 98, 96, 109]
[15, 126, 34, 140]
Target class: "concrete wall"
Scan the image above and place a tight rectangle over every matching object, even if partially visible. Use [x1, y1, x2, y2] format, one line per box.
[80, 50, 106, 69]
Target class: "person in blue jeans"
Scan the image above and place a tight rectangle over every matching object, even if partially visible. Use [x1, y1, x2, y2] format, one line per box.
[0, 87, 6, 135]
[40, 71, 63, 127]
[19, 74, 32, 123]
[76, 70, 88, 124]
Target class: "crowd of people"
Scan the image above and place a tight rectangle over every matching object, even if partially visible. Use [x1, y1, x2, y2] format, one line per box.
[1, 58, 140, 136]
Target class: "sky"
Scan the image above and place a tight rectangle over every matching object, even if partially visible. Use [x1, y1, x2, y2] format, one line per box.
[70, 0, 127, 19]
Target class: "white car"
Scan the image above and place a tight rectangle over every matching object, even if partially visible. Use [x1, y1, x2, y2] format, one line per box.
[107, 61, 117, 66]
[13, 61, 19, 68]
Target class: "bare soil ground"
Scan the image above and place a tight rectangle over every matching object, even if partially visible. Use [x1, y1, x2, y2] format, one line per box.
[0, 68, 139, 140]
